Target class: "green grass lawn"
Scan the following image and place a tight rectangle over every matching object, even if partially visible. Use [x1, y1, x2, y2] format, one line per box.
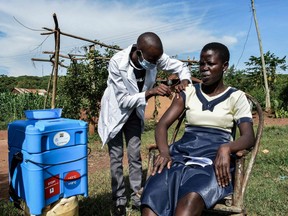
[1, 124, 287, 216]
[245, 126, 288, 216]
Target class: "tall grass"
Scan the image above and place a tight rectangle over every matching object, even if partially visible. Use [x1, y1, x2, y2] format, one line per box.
[0, 93, 46, 129]
[1, 125, 287, 215]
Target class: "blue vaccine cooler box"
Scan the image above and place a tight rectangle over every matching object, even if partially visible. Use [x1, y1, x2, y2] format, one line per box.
[8, 109, 88, 215]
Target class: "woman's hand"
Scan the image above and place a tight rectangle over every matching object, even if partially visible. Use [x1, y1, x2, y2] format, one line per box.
[151, 152, 172, 176]
[214, 144, 231, 187]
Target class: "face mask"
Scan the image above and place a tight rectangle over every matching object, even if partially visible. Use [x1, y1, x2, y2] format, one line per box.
[138, 58, 156, 70]
[137, 50, 156, 70]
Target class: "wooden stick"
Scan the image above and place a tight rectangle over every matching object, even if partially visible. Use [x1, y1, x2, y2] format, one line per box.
[51, 13, 60, 109]
[42, 27, 122, 51]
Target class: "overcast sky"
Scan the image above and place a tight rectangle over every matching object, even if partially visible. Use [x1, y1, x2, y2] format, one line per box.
[0, 0, 287, 77]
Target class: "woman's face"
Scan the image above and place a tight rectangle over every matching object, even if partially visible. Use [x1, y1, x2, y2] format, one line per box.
[199, 49, 227, 86]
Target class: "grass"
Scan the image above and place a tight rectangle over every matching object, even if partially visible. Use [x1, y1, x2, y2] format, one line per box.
[1, 124, 288, 216]
[245, 126, 288, 216]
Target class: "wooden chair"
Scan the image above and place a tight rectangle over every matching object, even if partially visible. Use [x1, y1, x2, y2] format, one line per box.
[145, 93, 264, 216]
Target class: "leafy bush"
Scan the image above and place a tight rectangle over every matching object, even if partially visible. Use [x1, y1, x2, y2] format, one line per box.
[56, 47, 117, 133]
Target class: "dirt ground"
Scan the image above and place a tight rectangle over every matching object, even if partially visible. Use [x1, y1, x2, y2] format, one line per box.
[1, 113, 288, 201]
[0, 130, 8, 201]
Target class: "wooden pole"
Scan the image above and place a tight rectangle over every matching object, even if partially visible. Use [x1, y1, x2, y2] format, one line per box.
[42, 51, 111, 61]
[44, 69, 53, 109]
[251, 0, 271, 112]
[41, 51, 198, 64]
[31, 58, 68, 68]
[51, 13, 60, 109]
[42, 27, 122, 51]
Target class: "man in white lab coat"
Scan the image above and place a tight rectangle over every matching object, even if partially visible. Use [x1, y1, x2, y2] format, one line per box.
[98, 32, 191, 216]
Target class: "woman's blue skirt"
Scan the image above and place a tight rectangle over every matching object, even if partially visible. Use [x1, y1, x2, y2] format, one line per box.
[141, 126, 235, 216]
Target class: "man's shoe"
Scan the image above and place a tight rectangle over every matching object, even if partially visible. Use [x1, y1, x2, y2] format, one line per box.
[112, 205, 126, 216]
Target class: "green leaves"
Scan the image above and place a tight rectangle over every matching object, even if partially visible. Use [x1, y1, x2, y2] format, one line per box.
[245, 51, 287, 90]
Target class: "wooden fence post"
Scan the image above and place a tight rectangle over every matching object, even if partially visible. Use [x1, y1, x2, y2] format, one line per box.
[51, 13, 60, 109]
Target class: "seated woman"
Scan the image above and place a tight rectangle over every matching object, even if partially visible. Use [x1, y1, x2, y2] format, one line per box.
[141, 42, 255, 216]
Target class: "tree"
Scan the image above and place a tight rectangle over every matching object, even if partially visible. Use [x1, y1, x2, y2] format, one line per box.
[0, 75, 16, 92]
[224, 65, 251, 91]
[245, 52, 287, 111]
[0, 75, 51, 93]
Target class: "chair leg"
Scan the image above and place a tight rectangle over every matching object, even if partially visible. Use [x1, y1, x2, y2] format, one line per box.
[146, 149, 156, 180]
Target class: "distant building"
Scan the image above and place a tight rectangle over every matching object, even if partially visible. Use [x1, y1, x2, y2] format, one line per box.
[11, 87, 47, 96]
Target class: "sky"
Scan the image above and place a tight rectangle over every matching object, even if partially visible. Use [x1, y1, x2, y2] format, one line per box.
[0, 0, 287, 77]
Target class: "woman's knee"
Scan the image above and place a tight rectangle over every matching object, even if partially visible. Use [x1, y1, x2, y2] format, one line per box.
[141, 205, 157, 216]
[175, 192, 205, 216]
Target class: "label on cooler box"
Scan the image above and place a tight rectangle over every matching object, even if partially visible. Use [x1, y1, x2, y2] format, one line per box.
[45, 175, 60, 199]
[53, 131, 70, 146]
[64, 171, 81, 189]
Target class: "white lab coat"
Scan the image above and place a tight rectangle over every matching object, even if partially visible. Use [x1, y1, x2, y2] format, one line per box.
[98, 45, 191, 145]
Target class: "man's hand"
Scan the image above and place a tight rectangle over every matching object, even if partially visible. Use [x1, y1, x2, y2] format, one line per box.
[146, 83, 172, 99]
[172, 79, 190, 98]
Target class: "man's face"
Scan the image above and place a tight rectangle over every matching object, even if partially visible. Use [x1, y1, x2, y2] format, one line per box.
[136, 50, 157, 70]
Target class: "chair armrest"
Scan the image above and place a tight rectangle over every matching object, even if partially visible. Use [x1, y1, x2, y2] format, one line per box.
[235, 149, 250, 157]
[147, 144, 157, 151]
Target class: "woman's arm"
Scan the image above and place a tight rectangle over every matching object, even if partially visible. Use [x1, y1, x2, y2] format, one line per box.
[214, 121, 255, 187]
[151, 93, 186, 175]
